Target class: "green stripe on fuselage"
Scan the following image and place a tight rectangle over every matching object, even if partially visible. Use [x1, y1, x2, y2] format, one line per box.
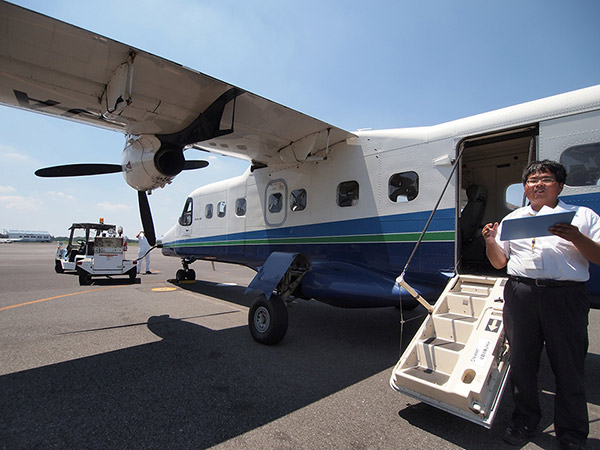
[163, 231, 455, 248]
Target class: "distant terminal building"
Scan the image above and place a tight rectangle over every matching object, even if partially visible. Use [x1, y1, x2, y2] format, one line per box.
[7, 230, 52, 242]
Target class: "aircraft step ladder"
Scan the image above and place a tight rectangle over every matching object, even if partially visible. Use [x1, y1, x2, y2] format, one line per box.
[390, 274, 510, 428]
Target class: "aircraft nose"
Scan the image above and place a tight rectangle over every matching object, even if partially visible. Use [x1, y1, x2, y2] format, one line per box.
[162, 224, 177, 245]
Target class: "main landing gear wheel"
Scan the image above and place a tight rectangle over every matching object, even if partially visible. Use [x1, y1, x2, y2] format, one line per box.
[248, 294, 288, 345]
[176, 269, 196, 281]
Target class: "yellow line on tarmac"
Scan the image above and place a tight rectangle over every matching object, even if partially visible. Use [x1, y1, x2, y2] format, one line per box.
[0, 286, 120, 312]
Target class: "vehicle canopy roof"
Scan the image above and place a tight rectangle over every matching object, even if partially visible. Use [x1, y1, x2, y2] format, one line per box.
[68, 223, 116, 232]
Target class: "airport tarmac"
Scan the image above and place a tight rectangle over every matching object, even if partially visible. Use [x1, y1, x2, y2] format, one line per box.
[0, 243, 599, 449]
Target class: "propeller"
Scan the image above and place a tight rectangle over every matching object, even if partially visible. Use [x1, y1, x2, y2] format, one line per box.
[35, 158, 208, 248]
[34, 163, 122, 177]
[35, 87, 243, 249]
[183, 160, 209, 170]
[138, 190, 156, 246]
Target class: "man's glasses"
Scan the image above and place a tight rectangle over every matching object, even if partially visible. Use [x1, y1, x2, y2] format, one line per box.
[526, 177, 557, 186]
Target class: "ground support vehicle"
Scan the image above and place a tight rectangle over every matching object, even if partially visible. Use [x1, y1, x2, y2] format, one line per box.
[55, 223, 137, 285]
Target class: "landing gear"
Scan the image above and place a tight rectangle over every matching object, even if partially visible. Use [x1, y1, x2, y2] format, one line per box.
[248, 294, 288, 345]
[176, 258, 196, 281]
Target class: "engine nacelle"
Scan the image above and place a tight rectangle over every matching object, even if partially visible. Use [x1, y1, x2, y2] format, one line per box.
[121, 135, 185, 191]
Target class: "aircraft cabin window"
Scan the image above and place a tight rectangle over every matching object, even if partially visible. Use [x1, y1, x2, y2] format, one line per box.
[268, 193, 283, 213]
[337, 181, 359, 207]
[178, 197, 193, 226]
[389, 171, 418, 202]
[290, 189, 307, 211]
[235, 198, 247, 217]
[217, 201, 227, 218]
[506, 183, 525, 210]
[560, 143, 600, 186]
[205, 203, 213, 219]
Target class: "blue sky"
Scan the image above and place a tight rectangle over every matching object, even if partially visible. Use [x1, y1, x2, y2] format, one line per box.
[1, 0, 599, 237]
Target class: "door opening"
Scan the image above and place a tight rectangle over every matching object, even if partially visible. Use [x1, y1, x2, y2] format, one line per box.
[458, 127, 537, 274]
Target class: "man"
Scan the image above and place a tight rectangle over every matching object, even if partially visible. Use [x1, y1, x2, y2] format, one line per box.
[136, 230, 151, 274]
[482, 160, 600, 449]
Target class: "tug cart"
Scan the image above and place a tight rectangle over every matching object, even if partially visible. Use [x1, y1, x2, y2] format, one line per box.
[55, 222, 137, 285]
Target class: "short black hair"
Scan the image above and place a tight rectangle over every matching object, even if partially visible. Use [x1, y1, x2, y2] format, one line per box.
[522, 160, 567, 185]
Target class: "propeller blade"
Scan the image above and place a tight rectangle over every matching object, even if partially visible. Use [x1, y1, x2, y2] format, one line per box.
[183, 160, 209, 170]
[137, 190, 156, 247]
[35, 163, 122, 178]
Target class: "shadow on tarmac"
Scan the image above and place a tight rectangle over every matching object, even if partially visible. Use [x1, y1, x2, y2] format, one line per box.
[0, 280, 426, 449]
[2, 277, 598, 449]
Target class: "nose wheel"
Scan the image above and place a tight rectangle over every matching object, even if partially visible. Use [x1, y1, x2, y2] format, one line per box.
[176, 258, 196, 281]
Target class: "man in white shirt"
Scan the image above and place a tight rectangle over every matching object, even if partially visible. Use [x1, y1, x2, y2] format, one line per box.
[136, 230, 151, 274]
[483, 160, 600, 450]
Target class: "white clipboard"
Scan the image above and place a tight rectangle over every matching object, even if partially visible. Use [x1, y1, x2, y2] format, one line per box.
[499, 210, 576, 241]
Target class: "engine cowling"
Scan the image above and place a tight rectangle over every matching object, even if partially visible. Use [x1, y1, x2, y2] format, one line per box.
[121, 135, 185, 191]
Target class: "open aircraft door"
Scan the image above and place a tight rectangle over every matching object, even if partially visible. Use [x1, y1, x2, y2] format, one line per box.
[390, 274, 510, 427]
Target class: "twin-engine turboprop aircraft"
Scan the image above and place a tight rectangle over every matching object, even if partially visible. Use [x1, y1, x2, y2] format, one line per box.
[2, 3, 600, 348]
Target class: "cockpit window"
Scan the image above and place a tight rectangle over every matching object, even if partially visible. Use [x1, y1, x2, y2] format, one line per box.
[178, 197, 193, 226]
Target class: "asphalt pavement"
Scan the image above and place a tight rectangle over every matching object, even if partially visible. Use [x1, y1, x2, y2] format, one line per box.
[0, 243, 599, 449]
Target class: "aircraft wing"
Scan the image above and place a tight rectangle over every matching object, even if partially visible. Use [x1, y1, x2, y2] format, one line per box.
[0, 2, 355, 165]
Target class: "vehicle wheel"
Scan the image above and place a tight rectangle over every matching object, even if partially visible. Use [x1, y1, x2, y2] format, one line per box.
[128, 268, 137, 283]
[248, 294, 288, 345]
[78, 272, 90, 286]
[186, 269, 196, 281]
[176, 269, 186, 282]
[54, 260, 64, 273]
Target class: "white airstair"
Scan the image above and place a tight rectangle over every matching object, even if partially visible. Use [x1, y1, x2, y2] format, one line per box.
[390, 274, 510, 428]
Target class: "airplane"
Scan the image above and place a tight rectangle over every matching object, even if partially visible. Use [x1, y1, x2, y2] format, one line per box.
[1, 2, 600, 350]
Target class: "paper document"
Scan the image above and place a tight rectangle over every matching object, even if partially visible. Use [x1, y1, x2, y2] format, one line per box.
[499, 211, 576, 241]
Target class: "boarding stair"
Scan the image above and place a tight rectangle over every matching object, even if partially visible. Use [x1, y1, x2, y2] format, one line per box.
[390, 274, 510, 428]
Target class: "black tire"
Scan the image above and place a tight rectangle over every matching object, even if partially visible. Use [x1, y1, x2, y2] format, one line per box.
[54, 260, 64, 273]
[128, 268, 137, 283]
[186, 269, 196, 281]
[176, 269, 186, 282]
[248, 294, 288, 345]
[78, 271, 90, 286]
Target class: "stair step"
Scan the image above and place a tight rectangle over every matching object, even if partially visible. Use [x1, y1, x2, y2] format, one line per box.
[402, 366, 450, 386]
[443, 293, 488, 317]
[423, 337, 465, 352]
[458, 283, 491, 296]
[416, 337, 464, 374]
[432, 313, 478, 344]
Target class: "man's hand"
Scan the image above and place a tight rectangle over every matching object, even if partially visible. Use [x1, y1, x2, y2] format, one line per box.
[550, 222, 600, 266]
[482, 222, 499, 242]
[482, 222, 508, 269]
[549, 223, 582, 243]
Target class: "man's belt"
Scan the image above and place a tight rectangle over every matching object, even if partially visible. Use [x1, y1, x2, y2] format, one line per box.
[509, 275, 583, 288]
